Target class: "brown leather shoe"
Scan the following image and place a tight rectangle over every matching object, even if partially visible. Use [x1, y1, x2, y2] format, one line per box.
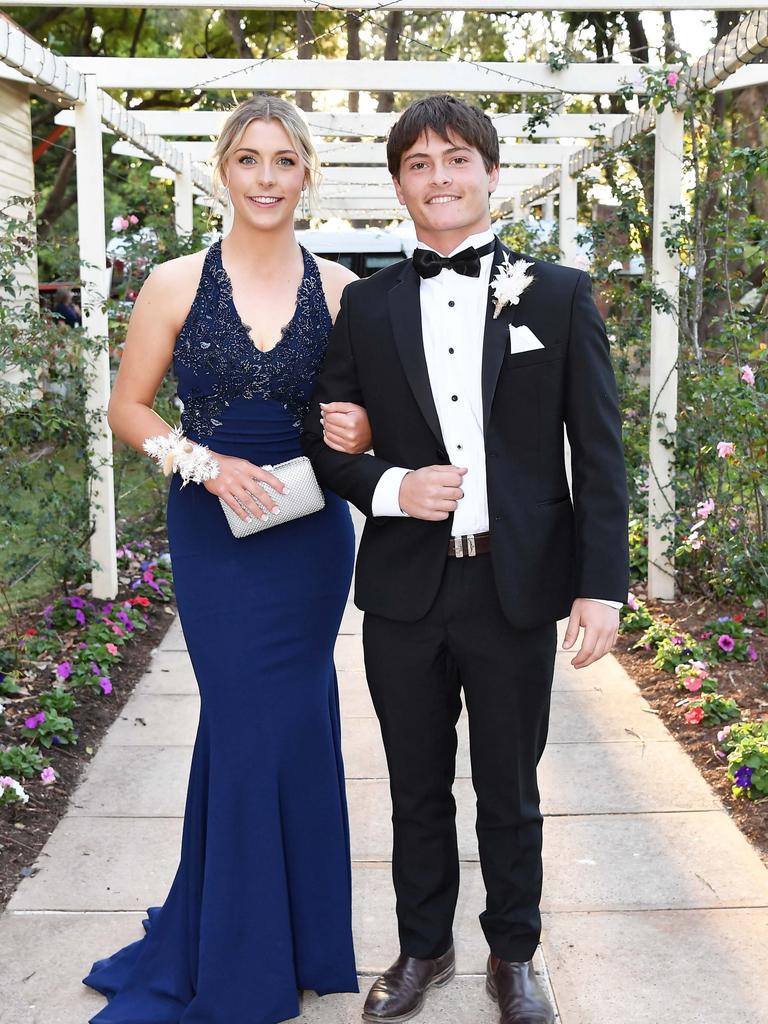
[362, 947, 455, 1022]
[486, 955, 554, 1024]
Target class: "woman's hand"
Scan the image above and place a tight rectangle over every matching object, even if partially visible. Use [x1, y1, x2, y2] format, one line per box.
[203, 453, 287, 523]
[320, 402, 372, 454]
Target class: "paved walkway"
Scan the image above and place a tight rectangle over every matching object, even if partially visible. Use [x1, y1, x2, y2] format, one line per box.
[1, 536, 767, 1022]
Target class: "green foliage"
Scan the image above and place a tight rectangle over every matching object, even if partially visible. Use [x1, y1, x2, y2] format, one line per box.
[19, 707, 77, 749]
[618, 596, 653, 633]
[0, 744, 48, 779]
[721, 721, 768, 800]
[685, 692, 741, 727]
[652, 632, 706, 673]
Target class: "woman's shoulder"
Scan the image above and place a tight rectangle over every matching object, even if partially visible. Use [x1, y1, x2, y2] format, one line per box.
[134, 247, 214, 333]
[312, 255, 358, 320]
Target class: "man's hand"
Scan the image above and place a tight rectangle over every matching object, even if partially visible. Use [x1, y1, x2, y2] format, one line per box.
[562, 599, 619, 669]
[320, 402, 372, 454]
[398, 465, 468, 521]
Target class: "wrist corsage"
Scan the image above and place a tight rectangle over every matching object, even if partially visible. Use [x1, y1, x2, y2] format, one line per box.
[143, 425, 220, 487]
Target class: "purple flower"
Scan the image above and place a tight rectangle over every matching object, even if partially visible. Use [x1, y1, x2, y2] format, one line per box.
[91, 661, 101, 675]
[67, 595, 86, 609]
[51, 735, 62, 746]
[734, 765, 753, 789]
[747, 644, 757, 662]
[24, 711, 45, 729]
[99, 676, 112, 694]
[718, 635, 735, 653]
[78, 642, 87, 649]
[717, 616, 731, 623]
[75, 609, 86, 626]
[56, 661, 73, 680]
[671, 635, 685, 646]
[102, 602, 114, 616]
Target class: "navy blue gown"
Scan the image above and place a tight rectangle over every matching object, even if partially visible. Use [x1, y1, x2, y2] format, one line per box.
[83, 241, 358, 1023]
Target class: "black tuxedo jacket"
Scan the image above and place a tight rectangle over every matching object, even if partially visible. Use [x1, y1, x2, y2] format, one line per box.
[303, 238, 629, 629]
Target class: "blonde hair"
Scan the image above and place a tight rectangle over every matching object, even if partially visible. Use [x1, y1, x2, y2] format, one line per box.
[212, 95, 320, 209]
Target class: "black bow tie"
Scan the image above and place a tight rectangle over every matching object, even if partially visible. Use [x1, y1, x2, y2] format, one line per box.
[412, 240, 496, 280]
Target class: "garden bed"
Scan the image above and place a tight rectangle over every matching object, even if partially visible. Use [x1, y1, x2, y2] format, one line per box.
[615, 594, 768, 862]
[0, 544, 176, 910]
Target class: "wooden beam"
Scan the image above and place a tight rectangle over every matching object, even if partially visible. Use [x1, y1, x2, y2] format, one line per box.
[62, 57, 654, 94]
[59, 108, 631, 139]
[114, 138, 576, 165]
[8, 0, 756, 9]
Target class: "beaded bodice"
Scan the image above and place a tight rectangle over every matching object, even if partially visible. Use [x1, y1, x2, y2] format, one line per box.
[172, 240, 332, 442]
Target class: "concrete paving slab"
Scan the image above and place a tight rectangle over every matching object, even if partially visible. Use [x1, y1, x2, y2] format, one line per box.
[338, 669, 377, 718]
[541, 908, 768, 1024]
[0, 911, 149, 1024]
[68, 745, 193, 818]
[334, 633, 366, 672]
[160, 616, 187, 651]
[101, 693, 199, 747]
[552, 650, 639, 694]
[137, 648, 197, 694]
[7, 818, 182, 912]
[540, 811, 768, 913]
[538, 741, 720, 815]
[548, 689, 671, 743]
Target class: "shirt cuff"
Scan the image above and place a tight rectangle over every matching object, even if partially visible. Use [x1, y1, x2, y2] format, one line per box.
[583, 598, 623, 610]
[371, 467, 411, 518]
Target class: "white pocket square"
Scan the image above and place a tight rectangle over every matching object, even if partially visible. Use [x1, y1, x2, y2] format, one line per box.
[508, 324, 545, 354]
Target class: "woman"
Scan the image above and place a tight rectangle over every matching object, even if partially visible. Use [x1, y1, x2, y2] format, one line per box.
[52, 286, 82, 328]
[82, 96, 369, 1024]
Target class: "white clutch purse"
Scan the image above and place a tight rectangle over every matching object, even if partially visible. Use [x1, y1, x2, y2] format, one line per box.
[218, 456, 325, 539]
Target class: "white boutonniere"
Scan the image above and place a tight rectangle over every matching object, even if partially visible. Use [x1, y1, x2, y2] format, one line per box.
[491, 255, 535, 319]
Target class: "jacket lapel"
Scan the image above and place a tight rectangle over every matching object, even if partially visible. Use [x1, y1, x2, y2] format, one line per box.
[481, 238, 525, 432]
[387, 260, 445, 446]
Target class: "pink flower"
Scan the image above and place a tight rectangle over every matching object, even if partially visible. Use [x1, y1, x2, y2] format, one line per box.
[740, 365, 755, 386]
[40, 766, 56, 785]
[667, 71, 679, 87]
[683, 675, 703, 692]
[684, 706, 704, 725]
[718, 634, 735, 653]
[128, 214, 139, 225]
[105, 642, 119, 656]
[717, 726, 732, 744]
[716, 441, 735, 459]
[696, 498, 715, 519]
[627, 592, 639, 611]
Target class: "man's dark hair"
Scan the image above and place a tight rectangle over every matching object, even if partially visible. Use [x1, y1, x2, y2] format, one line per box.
[386, 95, 500, 178]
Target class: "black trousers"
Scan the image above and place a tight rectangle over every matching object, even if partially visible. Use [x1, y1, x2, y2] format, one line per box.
[363, 552, 557, 964]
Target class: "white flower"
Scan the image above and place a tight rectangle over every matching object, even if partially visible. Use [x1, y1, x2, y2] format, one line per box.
[0, 775, 29, 804]
[143, 425, 220, 488]
[491, 255, 535, 319]
[607, 260, 624, 273]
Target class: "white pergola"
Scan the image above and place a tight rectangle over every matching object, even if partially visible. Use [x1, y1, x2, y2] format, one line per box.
[2, 7, 767, 603]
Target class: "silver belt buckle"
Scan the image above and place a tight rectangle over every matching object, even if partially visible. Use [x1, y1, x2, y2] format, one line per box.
[466, 534, 477, 557]
[454, 536, 464, 558]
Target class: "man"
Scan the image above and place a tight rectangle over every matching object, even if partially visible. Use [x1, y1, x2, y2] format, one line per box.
[303, 95, 629, 1024]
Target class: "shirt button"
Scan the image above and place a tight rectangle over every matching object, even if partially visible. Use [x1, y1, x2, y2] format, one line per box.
[448, 300, 455, 307]
[451, 395, 458, 402]
[457, 444, 463, 450]
[448, 347, 455, 354]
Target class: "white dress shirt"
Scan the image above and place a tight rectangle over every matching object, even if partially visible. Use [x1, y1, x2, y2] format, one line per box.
[370, 228, 622, 611]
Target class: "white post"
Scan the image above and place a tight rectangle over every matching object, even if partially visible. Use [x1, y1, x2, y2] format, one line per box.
[74, 75, 118, 600]
[558, 159, 579, 267]
[647, 105, 684, 600]
[174, 153, 194, 236]
[543, 194, 555, 223]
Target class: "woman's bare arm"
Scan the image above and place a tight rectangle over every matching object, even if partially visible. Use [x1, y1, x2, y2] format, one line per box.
[107, 251, 205, 453]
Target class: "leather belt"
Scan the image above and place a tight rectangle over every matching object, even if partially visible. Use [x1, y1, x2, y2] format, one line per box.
[448, 531, 491, 558]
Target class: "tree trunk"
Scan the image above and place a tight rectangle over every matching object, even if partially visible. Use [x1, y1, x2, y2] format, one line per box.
[38, 145, 76, 239]
[376, 12, 403, 114]
[295, 11, 314, 112]
[346, 13, 361, 115]
[225, 11, 254, 59]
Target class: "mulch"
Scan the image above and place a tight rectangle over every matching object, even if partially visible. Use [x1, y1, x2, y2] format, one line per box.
[614, 592, 768, 863]
[0, 601, 176, 910]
